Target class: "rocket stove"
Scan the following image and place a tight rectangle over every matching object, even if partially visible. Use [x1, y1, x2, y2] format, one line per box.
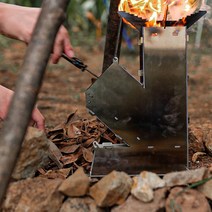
[85, 1, 206, 176]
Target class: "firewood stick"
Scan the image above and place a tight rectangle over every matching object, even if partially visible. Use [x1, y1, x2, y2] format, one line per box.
[0, 0, 70, 205]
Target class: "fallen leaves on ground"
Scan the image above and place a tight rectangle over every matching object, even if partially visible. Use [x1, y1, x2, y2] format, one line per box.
[45, 111, 121, 175]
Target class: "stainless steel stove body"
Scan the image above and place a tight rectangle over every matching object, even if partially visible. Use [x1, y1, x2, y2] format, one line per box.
[86, 11, 206, 177]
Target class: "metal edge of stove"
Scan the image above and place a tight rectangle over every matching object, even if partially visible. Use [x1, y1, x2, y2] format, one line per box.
[186, 10, 207, 29]
[118, 10, 207, 32]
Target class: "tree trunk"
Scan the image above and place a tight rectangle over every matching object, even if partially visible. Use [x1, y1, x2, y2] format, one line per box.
[0, 0, 70, 205]
[102, 0, 122, 72]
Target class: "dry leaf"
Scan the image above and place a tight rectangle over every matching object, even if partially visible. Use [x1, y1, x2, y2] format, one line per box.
[60, 155, 79, 165]
[48, 140, 63, 168]
[82, 147, 94, 162]
[66, 124, 81, 138]
[83, 138, 95, 148]
[55, 140, 76, 146]
[102, 133, 116, 143]
[50, 133, 65, 141]
[65, 111, 78, 125]
[41, 168, 72, 179]
[45, 111, 122, 173]
[48, 129, 64, 139]
[60, 144, 80, 154]
[60, 149, 83, 165]
[37, 168, 46, 175]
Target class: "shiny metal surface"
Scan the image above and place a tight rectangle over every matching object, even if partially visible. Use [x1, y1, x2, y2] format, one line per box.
[118, 11, 206, 32]
[86, 27, 188, 176]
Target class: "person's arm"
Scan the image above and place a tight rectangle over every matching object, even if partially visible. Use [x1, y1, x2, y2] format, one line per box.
[0, 2, 74, 63]
[0, 85, 45, 130]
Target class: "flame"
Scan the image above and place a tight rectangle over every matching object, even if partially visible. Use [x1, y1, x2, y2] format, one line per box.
[118, 0, 202, 27]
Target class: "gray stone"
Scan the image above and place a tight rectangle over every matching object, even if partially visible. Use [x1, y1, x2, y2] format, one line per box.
[165, 187, 211, 212]
[12, 127, 50, 180]
[163, 167, 207, 187]
[112, 188, 167, 212]
[60, 197, 103, 212]
[89, 170, 132, 207]
[198, 178, 212, 200]
[131, 171, 165, 202]
[2, 177, 63, 212]
[139, 171, 166, 189]
[58, 167, 90, 197]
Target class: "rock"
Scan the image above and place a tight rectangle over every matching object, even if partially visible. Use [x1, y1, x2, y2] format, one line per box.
[165, 187, 211, 212]
[132, 180, 153, 202]
[58, 167, 90, 197]
[60, 197, 103, 212]
[112, 188, 167, 212]
[89, 170, 132, 207]
[198, 178, 212, 200]
[163, 167, 207, 187]
[131, 171, 165, 202]
[140, 171, 166, 189]
[12, 127, 50, 180]
[2, 177, 63, 212]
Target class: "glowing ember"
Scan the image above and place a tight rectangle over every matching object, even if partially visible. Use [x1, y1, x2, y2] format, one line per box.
[118, 0, 202, 27]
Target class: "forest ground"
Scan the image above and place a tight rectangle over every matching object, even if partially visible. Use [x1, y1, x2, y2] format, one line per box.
[0, 29, 211, 169]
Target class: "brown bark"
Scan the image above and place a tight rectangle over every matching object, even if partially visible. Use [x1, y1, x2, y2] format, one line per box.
[0, 0, 70, 205]
[102, 0, 122, 72]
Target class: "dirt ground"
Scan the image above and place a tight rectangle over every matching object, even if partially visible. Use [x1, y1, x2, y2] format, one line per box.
[0, 30, 211, 169]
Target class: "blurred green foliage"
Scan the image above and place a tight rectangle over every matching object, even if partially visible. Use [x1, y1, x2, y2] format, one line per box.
[1, 0, 211, 50]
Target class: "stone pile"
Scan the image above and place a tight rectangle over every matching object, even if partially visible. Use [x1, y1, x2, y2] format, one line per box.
[1, 124, 212, 211]
[2, 167, 212, 212]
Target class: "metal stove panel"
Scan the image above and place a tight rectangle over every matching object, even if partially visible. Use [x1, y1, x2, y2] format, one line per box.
[86, 26, 188, 176]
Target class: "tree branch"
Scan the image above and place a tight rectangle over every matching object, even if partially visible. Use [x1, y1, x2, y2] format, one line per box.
[0, 0, 70, 205]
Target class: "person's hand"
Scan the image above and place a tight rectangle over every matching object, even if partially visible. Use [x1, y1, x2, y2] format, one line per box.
[0, 85, 45, 130]
[0, 3, 74, 64]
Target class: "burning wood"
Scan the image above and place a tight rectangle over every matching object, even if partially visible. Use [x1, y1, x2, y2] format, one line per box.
[118, 0, 203, 27]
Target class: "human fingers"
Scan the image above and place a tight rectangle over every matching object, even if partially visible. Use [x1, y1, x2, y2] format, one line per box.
[51, 36, 63, 64]
[31, 107, 45, 131]
[63, 28, 74, 58]
[51, 26, 74, 64]
[0, 85, 13, 120]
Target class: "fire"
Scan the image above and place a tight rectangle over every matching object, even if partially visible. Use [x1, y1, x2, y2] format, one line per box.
[118, 0, 202, 27]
